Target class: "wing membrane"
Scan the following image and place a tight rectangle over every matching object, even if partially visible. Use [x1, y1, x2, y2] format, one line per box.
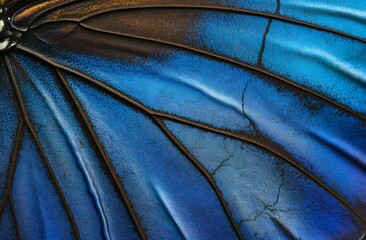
[1, 0, 365, 239]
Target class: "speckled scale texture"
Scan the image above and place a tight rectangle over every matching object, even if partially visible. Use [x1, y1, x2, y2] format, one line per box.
[0, 0, 365, 239]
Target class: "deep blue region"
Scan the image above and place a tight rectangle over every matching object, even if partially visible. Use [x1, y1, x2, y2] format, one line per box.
[0, 202, 17, 240]
[12, 131, 74, 240]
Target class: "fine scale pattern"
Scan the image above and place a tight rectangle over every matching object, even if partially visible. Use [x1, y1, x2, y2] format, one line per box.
[0, 0, 365, 239]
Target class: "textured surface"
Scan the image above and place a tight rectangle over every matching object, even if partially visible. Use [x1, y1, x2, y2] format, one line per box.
[0, 0, 365, 239]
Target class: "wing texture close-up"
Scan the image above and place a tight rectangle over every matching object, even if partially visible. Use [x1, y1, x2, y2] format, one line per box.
[0, 0, 365, 239]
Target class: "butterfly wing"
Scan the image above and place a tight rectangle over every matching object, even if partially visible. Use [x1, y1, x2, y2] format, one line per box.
[1, 0, 365, 239]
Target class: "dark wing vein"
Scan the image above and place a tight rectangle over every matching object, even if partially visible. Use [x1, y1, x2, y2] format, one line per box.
[0, 123, 23, 217]
[27, 5, 366, 44]
[11, 0, 77, 31]
[56, 70, 146, 240]
[8, 194, 21, 240]
[257, 19, 272, 67]
[0, 54, 24, 217]
[5, 55, 81, 240]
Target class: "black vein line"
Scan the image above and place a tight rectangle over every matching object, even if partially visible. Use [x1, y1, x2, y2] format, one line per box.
[241, 81, 254, 128]
[8, 194, 21, 240]
[56, 70, 146, 240]
[257, 0, 279, 67]
[153, 117, 243, 239]
[257, 19, 272, 68]
[15, 46, 366, 225]
[77, 23, 366, 123]
[11, 0, 78, 31]
[275, 0, 281, 14]
[4, 55, 81, 240]
[0, 55, 24, 218]
[29, 5, 366, 44]
[0, 121, 24, 218]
